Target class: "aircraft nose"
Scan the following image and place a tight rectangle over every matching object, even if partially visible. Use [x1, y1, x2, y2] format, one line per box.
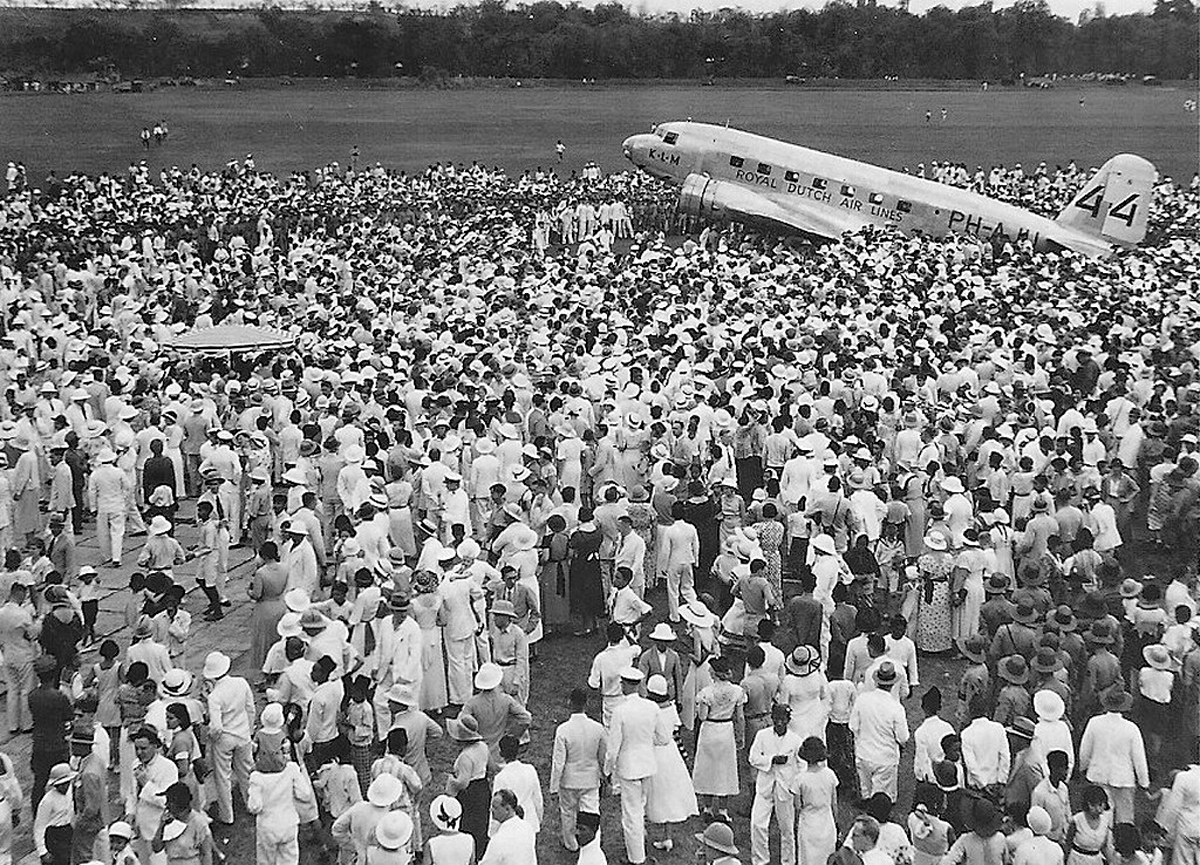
[622, 135, 638, 160]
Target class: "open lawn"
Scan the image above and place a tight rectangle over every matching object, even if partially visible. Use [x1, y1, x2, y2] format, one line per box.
[0, 82, 1196, 185]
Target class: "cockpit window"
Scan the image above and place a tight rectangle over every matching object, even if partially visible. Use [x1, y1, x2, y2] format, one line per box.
[663, 132, 678, 145]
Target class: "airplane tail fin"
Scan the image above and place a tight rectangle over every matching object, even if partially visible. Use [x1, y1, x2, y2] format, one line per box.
[1056, 154, 1157, 248]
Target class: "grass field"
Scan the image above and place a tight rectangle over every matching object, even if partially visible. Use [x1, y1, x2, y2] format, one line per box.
[0, 82, 1196, 184]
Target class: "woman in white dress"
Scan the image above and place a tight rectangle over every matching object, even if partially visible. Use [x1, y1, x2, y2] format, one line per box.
[795, 737, 840, 865]
[644, 674, 698, 853]
[411, 571, 448, 714]
[776, 645, 830, 743]
[163, 410, 186, 499]
[952, 529, 988, 648]
[555, 426, 585, 497]
[679, 600, 719, 731]
[691, 657, 746, 820]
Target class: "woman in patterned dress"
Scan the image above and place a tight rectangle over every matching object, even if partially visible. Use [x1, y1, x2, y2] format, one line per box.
[626, 485, 658, 589]
[752, 504, 786, 601]
[917, 531, 954, 653]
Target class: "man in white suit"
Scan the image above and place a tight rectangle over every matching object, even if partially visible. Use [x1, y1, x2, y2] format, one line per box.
[1078, 687, 1149, 823]
[372, 594, 423, 734]
[550, 688, 607, 852]
[604, 668, 661, 865]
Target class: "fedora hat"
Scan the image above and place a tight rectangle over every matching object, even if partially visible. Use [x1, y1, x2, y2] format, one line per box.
[985, 573, 1011, 595]
[299, 609, 328, 632]
[873, 660, 898, 686]
[924, 532, 948, 552]
[202, 651, 231, 680]
[366, 773, 405, 807]
[1031, 647, 1062, 674]
[375, 811, 414, 850]
[491, 600, 517, 619]
[276, 613, 303, 638]
[1007, 716, 1036, 740]
[999, 655, 1029, 684]
[962, 634, 988, 663]
[1051, 605, 1077, 632]
[48, 762, 77, 787]
[694, 821, 738, 856]
[429, 795, 462, 833]
[1012, 599, 1038, 625]
[1085, 620, 1115, 645]
[474, 662, 503, 691]
[148, 515, 172, 536]
[446, 713, 483, 743]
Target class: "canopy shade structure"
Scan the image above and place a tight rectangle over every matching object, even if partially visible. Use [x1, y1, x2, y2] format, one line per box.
[170, 324, 296, 354]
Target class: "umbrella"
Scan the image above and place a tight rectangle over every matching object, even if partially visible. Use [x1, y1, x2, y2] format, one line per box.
[169, 324, 296, 354]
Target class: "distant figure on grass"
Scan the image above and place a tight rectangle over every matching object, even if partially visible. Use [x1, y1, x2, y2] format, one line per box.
[555, 140, 566, 162]
[940, 107, 948, 121]
[140, 128, 151, 150]
[924, 110, 931, 123]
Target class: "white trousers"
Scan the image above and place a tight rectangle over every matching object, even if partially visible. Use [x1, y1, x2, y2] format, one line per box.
[445, 636, 476, 705]
[618, 776, 649, 864]
[211, 732, 253, 823]
[751, 785, 796, 865]
[666, 563, 697, 621]
[96, 509, 125, 563]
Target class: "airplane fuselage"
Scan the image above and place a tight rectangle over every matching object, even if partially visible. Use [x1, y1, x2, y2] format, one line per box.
[623, 121, 1119, 256]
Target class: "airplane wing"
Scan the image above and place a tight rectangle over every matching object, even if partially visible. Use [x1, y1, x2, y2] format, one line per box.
[677, 173, 866, 240]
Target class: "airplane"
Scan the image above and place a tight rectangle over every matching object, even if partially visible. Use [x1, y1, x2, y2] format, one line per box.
[621, 121, 1157, 258]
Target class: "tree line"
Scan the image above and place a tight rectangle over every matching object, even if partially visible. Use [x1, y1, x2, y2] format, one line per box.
[0, 0, 1194, 82]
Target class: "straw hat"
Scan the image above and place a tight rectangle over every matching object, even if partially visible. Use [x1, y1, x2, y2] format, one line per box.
[148, 515, 172, 536]
[924, 532, 948, 552]
[1143, 643, 1177, 671]
[678, 600, 717, 627]
[786, 645, 821, 677]
[646, 674, 669, 698]
[429, 795, 463, 832]
[999, 654, 1029, 684]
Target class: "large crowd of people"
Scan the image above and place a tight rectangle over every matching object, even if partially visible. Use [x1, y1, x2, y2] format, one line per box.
[0, 149, 1197, 865]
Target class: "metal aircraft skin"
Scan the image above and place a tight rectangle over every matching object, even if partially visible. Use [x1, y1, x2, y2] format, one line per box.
[622, 121, 1157, 258]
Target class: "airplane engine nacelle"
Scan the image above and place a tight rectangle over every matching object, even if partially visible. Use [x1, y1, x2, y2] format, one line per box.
[677, 172, 730, 220]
